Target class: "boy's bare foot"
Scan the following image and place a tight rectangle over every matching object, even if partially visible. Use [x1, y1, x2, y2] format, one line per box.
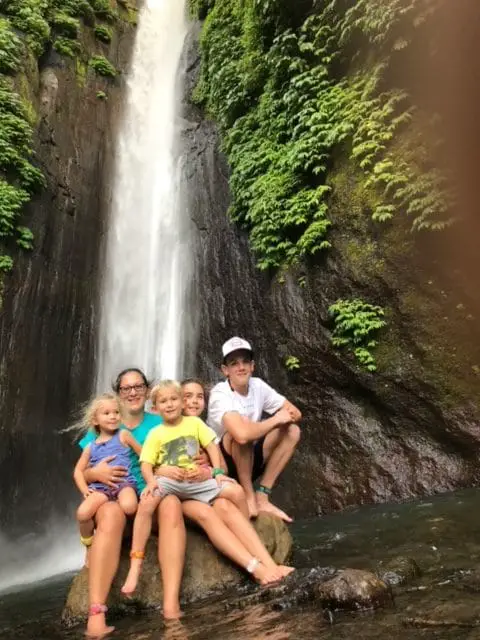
[246, 495, 258, 519]
[256, 493, 292, 523]
[86, 613, 114, 639]
[121, 559, 142, 596]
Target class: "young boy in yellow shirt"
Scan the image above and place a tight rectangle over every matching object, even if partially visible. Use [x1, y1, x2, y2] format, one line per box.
[122, 379, 249, 597]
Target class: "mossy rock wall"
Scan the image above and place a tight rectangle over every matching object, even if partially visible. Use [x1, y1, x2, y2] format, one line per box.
[0, 0, 138, 531]
[183, 1, 480, 516]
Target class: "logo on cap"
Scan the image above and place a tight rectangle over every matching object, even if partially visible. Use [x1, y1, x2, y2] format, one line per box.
[222, 337, 253, 358]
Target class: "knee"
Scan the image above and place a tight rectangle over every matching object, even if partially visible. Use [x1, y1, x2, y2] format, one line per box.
[226, 484, 246, 504]
[76, 503, 90, 523]
[213, 496, 235, 519]
[232, 438, 253, 451]
[138, 496, 158, 516]
[158, 495, 183, 528]
[122, 501, 138, 517]
[287, 423, 301, 446]
[95, 502, 126, 535]
[190, 504, 219, 527]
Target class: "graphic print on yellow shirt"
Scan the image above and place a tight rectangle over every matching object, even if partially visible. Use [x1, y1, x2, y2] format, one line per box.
[140, 416, 217, 470]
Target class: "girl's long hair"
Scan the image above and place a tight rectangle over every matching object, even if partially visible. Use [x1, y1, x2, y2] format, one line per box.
[64, 393, 121, 439]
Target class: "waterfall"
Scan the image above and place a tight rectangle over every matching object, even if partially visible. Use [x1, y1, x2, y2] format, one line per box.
[96, 0, 190, 390]
[0, 0, 191, 594]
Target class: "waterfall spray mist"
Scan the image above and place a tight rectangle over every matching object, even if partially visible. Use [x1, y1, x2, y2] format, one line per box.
[96, 0, 190, 390]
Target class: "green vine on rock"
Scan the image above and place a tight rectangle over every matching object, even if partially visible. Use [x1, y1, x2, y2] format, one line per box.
[0, 0, 127, 277]
[328, 298, 386, 372]
[192, 0, 452, 271]
[94, 24, 112, 43]
[51, 12, 80, 38]
[1, 0, 51, 57]
[284, 355, 300, 371]
[89, 54, 117, 77]
[0, 19, 23, 74]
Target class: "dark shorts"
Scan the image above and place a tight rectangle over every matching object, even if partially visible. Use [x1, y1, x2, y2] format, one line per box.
[89, 481, 137, 501]
[220, 435, 266, 482]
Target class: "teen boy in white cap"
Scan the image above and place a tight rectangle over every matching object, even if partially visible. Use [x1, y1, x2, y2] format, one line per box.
[207, 337, 301, 522]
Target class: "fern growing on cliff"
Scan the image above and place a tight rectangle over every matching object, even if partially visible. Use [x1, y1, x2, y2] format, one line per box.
[192, 0, 452, 271]
[89, 54, 117, 77]
[51, 12, 80, 38]
[329, 298, 386, 372]
[0, 0, 127, 277]
[94, 24, 112, 43]
[0, 19, 23, 74]
[1, 0, 50, 57]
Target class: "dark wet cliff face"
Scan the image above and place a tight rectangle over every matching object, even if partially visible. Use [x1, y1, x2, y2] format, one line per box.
[182, 17, 480, 519]
[0, 21, 137, 533]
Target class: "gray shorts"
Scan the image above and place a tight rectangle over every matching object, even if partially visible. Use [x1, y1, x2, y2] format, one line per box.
[156, 477, 222, 504]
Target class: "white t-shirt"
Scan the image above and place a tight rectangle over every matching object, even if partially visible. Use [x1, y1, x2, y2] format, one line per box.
[207, 377, 286, 439]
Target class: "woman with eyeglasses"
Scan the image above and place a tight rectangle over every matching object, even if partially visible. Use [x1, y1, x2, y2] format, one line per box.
[79, 367, 165, 638]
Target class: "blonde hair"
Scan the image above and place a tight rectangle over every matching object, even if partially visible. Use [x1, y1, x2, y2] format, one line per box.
[150, 380, 182, 408]
[66, 393, 121, 437]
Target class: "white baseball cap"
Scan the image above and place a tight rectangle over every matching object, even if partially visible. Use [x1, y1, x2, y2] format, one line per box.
[222, 336, 253, 360]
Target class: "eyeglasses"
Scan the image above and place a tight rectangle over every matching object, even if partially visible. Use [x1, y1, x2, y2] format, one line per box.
[118, 383, 147, 396]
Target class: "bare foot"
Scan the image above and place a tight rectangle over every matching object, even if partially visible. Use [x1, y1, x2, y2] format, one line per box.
[86, 613, 114, 639]
[246, 495, 259, 519]
[262, 562, 295, 581]
[256, 494, 292, 522]
[277, 565, 295, 578]
[121, 560, 142, 596]
[251, 561, 284, 586]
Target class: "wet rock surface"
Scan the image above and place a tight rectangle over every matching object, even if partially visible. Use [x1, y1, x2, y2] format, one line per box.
[211, 566, 393, 615]
[316, 569, 393, 610]
[377, 556, 421, 586]
[62, 513, 292, 624]
[404, 603, 480, 629]
[224, 566, 338, 612]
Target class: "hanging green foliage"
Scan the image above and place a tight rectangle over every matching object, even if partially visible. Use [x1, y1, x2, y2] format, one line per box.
[51, 12, 80, 38]
[0, 19, 23, 74]
[94, 24, 112, 43]
[192, 0, 451, 271]
[0, 0, 126, 277]
[89, 54, 117, 77]
[328, 298, 386, 372]
[1, 0, 51, 57]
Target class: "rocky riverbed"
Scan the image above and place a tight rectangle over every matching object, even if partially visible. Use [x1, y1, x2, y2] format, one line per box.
[4, 488, 480, 639]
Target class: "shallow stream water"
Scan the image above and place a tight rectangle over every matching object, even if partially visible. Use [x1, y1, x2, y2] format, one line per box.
[3, 488, 480, 639]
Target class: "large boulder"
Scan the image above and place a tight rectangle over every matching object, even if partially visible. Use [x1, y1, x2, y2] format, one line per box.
[62, 513, 292, 624]
[376, 556, 421, 587]
[316, 569, 393, 610]
[219, 566, 395, 613]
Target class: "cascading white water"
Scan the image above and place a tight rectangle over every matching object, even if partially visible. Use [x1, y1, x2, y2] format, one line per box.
[0, 0, 191, 595]
[96, 0, 190, 389]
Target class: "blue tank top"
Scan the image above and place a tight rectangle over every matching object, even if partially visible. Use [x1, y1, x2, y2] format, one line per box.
[89, 432, 136, 487]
